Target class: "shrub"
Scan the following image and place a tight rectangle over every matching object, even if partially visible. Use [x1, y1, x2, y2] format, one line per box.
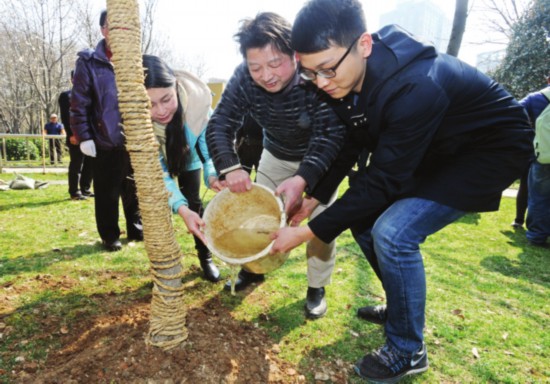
[5, 139, 39, 161]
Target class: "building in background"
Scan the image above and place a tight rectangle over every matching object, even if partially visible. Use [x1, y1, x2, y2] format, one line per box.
[207, 80, 226, 109]
[379, 0, 451, 53]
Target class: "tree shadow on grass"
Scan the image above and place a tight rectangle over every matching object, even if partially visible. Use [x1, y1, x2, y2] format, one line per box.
[480, 228, 549, 288]
[457, 212, 482, 225]
[0, 243, 104, 278]
[0, 196, 68, 212]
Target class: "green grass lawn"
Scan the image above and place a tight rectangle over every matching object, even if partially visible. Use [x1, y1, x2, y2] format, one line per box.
[0, 176, 548, 383]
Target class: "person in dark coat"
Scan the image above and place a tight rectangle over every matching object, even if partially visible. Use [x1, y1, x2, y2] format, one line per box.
[271, 0, 534, 382]
[510, 76, 549, 229]
[522, 75, 550, 246]
[59, 70, 93, 200]
[71, 10, 142, 252]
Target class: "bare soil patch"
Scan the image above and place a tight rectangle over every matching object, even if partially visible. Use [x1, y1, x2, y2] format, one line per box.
[6, 293, 306, 383]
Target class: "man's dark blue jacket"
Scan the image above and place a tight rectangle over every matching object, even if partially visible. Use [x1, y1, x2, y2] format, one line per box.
[309, 25, 534, 243]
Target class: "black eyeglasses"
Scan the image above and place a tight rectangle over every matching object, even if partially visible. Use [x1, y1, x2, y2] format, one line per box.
[299, 35, 361, 81]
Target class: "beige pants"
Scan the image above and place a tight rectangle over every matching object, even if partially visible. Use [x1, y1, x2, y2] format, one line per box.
[256, 150, 337, 288]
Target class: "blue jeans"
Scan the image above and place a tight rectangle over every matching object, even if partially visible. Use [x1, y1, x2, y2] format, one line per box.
[353, 198, 465, 355]
[526, 161, 550, 244]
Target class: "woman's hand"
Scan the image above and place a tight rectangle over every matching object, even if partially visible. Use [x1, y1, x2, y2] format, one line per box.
[208, 176, 224, 192]
[177, 205, 207, 245]
[270, 225, 315, 254]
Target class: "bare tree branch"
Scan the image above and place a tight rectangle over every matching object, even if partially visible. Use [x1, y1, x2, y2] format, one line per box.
[0, 0, 93, 133]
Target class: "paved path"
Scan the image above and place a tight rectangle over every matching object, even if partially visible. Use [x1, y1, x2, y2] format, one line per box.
[1, 167, 67, 174]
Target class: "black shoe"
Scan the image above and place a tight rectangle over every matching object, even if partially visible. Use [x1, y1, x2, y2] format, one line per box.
[82, 190, 94, 197]
[528, 240, 548, 248]
[198, 253, 221, 282]
[224, 269, 265, 291]
[510, 220, 523, 229]
[127, 232, 144, 242]
[354, 342, 428, 383]
[102, 239, 122, 252]
[305, 287, 327, 319]
[357, 305, 387, 324]
[70, 194, 87, 201]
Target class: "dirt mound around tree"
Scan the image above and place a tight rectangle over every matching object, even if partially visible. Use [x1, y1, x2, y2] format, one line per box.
[12, 294, 305, 383]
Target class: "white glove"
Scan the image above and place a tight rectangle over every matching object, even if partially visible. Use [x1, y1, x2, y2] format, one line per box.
[80, 140, 97, 158]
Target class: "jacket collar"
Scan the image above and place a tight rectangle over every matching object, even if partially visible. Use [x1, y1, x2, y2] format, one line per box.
[93, 39, 111, 64]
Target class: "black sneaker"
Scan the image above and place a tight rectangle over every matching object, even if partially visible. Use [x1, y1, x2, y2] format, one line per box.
[510, 220, 523, 229]
[357, 305, 387, 324]
[70, 194, 87, 201]
[102, 239, 122, 252]
[127, 231, 144, 242]
[354, 342, 428, 383]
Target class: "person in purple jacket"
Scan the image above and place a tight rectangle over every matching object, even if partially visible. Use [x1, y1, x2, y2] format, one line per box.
[70, 10, 142, 252]
[270, 0, 534, 382]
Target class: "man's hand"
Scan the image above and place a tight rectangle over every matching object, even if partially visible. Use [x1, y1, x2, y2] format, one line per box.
[275, 175, 307, 215]
[69, 136, 78, 145]
[177, 205, 208, 245]
[225, 169, 252, 193]
[80, 140, 97, 157]
[289, 197, 320, 226]
[270, 225, 315, 253]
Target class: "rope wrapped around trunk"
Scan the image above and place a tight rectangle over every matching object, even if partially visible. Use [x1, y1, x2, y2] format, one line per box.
[106, 0, 188, 350]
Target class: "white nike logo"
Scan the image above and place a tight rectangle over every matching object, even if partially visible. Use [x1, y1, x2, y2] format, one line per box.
[410, 346, 426, 367]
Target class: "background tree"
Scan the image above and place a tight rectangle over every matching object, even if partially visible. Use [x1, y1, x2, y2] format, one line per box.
[73, 0, 102, 49]
[0, 29, 36, 133]
[447, 0, 469, 57]
[492, 0, 550, 99]
[477, 0, 527, 40]
[0, 0, 90, 133]
[0, 0, 189, 134]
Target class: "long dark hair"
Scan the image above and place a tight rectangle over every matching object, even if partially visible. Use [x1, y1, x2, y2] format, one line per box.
[142, 54, 189, 176]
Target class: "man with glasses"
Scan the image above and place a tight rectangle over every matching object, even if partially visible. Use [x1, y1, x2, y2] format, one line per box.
[206, 12, 347, 319]
[299, 35, 361, 90]
[270, 0, 533, 381]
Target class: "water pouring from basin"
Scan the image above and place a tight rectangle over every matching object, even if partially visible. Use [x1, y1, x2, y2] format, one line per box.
[203, 183, 289, 293]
